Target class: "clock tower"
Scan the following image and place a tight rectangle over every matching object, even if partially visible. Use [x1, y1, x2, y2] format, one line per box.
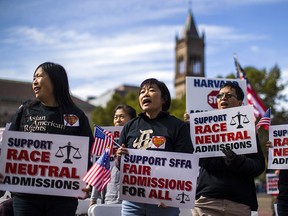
[174, 9, 205, 99]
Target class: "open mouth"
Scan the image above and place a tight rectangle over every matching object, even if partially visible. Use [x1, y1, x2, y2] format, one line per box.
[142, 98, 151, 105]
[34, 87, 40, 94]
[220, 101, 228, 107]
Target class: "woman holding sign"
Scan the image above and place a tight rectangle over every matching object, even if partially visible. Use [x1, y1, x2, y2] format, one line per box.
[116, 78, 194, 216]
[1, 62, 94, 216]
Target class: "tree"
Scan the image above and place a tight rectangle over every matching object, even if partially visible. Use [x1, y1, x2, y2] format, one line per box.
[227, 65, 288, 123]
[91, 92, 140, 126]
[170, 96, 186, 120]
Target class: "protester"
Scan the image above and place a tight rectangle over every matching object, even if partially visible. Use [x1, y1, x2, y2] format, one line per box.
[192, 82, 265, 216]
[89, 104, 136, 206]
[266, 141, 288, 216]
[116, 78, 194, 216]
[0, 62, 94, 216]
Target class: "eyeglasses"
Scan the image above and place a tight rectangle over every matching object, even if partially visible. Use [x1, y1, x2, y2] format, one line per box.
[216, 93, 238, 99]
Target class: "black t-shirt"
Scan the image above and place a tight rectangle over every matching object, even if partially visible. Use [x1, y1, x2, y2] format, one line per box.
[119, 111, 193, 153]
[8, 100, 94, 198]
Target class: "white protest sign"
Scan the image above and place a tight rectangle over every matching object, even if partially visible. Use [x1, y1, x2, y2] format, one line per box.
[186, 77, 247, 114]
[0, 130, 89, 197]
[266, 173, 279, 195]
[119, 149, 199, 208]
[190, 105, 257, 158]
[268, 125, 288, 169]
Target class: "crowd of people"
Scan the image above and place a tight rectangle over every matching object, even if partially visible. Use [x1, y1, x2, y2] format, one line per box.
[0, 62, 287, 216]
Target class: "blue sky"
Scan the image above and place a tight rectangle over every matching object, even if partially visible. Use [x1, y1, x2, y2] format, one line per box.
[0, 0, 287, 101]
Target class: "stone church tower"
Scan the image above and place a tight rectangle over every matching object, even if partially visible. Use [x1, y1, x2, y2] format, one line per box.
[174, 9, 205, 99]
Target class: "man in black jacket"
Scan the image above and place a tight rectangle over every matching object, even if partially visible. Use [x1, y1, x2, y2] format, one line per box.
[265, 142, 288, 216]
[192, 82, 265, 216]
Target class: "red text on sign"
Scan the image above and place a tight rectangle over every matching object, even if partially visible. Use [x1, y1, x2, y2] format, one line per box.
[7, 149, 50, 163]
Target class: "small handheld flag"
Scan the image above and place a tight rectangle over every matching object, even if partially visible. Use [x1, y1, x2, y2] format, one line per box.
[91, 126, 114, 156]
[256, 108, 271, 130]
[83, 148, 111, 192]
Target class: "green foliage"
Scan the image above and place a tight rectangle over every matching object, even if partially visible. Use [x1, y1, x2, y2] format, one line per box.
[91, 91, 187, 125]
[91, 92, 141, 126]
[234, 65, 288, 123]
[91, 106, 109, 126]
[170, 96, 186, 120]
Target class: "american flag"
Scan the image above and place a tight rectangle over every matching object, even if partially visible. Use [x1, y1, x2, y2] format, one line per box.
[234, 55, 267, 118]
[83, 148, 111, 192]
[256, 108, 271, 130]
[91, 126, 114, 156]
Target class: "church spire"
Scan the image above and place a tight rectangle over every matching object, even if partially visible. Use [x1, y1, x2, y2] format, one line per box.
[183, 8, 199, 38]
[174, 4, 205, 99]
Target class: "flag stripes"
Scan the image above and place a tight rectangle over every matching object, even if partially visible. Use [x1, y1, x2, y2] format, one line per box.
[256, 108, 271, 130]
[83, 148, 111, 192]
[234, 55, 267, 118]
[91, 126, 114, 156]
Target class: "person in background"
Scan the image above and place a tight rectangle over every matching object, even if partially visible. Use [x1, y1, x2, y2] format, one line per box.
[0, 62, 94, 216]
[89, 104, 136, 206]
[192, 82, 265, 216]
[266, 141, 288, 216]
[116, 78, 194, 216]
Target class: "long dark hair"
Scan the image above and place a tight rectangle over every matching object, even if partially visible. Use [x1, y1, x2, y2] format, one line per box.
[34, 62, 75, 108]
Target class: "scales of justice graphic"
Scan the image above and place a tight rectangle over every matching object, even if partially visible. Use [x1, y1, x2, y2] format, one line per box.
[230, 111, 250, 129]
[176, 192, 190, 204]
[55, 141, 82, 164]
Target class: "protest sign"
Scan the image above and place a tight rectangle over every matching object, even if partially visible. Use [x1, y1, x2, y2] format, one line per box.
[119, 149, 199, 208]
[0, 130, 89, 197]
[190, 105, 257, 158]
[186, 77, 247, 114]
[268, 125, 288, 169]
[266, 173, 279, 195]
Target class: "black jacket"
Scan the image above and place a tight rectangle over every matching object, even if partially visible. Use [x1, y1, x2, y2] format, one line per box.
[278, 170, 288, 201]
[195, 135, 265, 211]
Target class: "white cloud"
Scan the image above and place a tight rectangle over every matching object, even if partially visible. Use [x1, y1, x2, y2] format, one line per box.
[250, 46, 260, 53]
[0, 22, 271, 100]
[199, 25, 267, 42]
